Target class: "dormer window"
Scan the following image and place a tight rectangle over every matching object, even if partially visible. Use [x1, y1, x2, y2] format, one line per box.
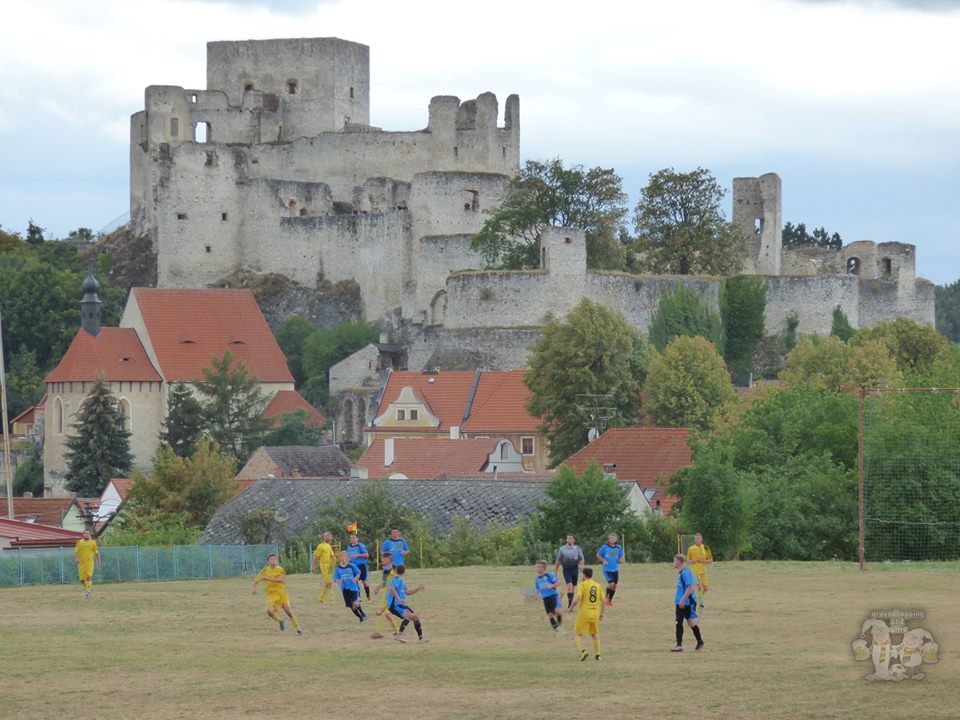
[396, 409, 406, 421]
[409, 409, 419, 421]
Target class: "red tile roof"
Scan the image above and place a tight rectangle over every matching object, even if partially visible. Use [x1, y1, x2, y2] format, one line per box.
[45, 328, 162, 383]
[560, 428, 692, 516]
[130, 288, 293, 383]
[263, 390, 325, 428]
[107, 479, 135, 501]
[357, 438, 501, 479]
[0, 518, 86, 548]
[9, 498, 75, 526]
[461, 370, 538, 433]
[9, 404, 39, 427]
[375, 371, 477, 431]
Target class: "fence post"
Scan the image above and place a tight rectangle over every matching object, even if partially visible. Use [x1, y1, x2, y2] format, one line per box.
[136, 546, 141, 582]
[241, 544, 246, 575]
[59, 545, 65, 585]
[18, 548, 23, 586]
[174, 545, 179, 580]
[208, 545, 213, 579]
[116, 550, 121, 582]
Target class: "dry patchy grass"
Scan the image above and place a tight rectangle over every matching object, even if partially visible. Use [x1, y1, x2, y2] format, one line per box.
[0, 562, 956, 719]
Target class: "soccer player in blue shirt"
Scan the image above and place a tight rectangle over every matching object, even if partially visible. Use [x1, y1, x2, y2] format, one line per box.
[333, 550, 367, 623]
[347, 533, 371, 600]
[596, 533, 624, 606]
[672, 554, 704, 652]
[382, 527, 410, 568]
[534, 560, 564, 631]
[388, 565, 427, 643]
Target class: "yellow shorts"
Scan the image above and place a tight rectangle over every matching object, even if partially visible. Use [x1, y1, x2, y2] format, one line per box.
[575, 615, 600, 636]
[77, 563, 94, 580]
[321, 571, 332, 583]
[266, 592, 290, 610]
[695, 571, 708, 589]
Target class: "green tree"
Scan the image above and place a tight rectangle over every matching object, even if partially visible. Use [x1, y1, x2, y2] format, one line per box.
[935, 279, 960, 342]
[526, 299, 648, 464]
[5, 347, 45, 417]
[160, 382, 205, 458]
[66, 227, 95, 243]
[830, 306, 856, 342]
[536, 462, 638, 552]
[261, 408, 324, 447]
[781, 222, 842, 250]
[648, 284, 724, 352]
[721, 276, 767, 385]
[644, 335, 736, 431]
[310, 481, 419, 547]
[194, 351, 270, 462]
[852, 318, 951, 380]
[632, 167, 744, 276]
[275, 315, 316, 386]
[12, 444, 44, 497]
[781, 334, 902, 393]
[299, 319, 378, 408]
[471, 158, 629, 270]
[126, 442, 238, 527]
[64, 377, 133, 497]
[25, 220, 45, 246]
[99, 508, 201, 546]
[669, 443, 754, 560]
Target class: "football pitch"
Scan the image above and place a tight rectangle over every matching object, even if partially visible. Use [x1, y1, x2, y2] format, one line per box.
[0, 561, 955, 719]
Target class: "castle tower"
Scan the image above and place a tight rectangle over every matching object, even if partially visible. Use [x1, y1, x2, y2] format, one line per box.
[732, 173, 782, 275]
[80, 273, 101, 337]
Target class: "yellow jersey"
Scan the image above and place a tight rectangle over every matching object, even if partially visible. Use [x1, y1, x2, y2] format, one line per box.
[576, 579, 605, 619]
[313, 543, 335, 574]
[75, 539, 98, 566]
[686, 544, 709, 578]
[258, 565, 287, 600]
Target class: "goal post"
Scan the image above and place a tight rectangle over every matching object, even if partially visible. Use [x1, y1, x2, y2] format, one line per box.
[859, 387, 960, 568]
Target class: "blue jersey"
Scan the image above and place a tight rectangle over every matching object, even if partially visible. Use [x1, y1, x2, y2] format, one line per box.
[347, 542, 369, 567]
[383, 538, 409, 566]
[598, 543, 624, 572]
[388, 576, 407, 608]
[535, 572, 560, 599]
[334, 563, 360, 592]
[675, 566, 697, 606]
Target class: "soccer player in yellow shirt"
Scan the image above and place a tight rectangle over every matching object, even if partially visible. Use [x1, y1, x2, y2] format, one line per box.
[74, 530, 101, 600]
[570, 567, 605, 661]
[252, 553, 303, 635]
[686, 533, 712, 609]
[311, 531, 336, 603]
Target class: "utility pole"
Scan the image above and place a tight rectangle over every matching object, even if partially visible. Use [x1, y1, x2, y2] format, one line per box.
[0, 302, 14, 519]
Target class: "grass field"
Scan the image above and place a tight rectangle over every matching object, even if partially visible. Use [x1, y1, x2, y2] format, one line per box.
[0, 561, 956, 719]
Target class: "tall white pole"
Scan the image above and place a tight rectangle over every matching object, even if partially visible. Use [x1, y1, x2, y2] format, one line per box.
[0, 302, 15, 518]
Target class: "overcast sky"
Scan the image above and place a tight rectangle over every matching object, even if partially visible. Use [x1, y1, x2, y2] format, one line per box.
[1, 0, 957, 284]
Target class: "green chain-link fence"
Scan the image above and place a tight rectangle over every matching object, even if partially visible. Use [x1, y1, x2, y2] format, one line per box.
[0, 544, 279, 586]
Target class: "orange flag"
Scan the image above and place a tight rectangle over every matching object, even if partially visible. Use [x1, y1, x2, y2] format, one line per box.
[346, 520, 358, 534]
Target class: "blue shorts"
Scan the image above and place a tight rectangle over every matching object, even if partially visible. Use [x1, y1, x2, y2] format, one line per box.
[562, 566, 579, 586]
[389, 602, 411, 619]
[604, 570, 619, 585]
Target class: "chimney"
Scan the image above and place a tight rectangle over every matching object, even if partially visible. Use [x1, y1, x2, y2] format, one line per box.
[80, 272, 102, 336]
[450, 425, 460, 440]
[384, 438, 395, 467]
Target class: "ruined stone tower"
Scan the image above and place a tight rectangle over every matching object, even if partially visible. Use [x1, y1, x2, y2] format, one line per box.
[733, 173, 782, 275]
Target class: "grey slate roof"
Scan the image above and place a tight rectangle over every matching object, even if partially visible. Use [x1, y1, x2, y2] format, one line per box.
[260, 446, 352, 478]
[200, 478, 554, 544]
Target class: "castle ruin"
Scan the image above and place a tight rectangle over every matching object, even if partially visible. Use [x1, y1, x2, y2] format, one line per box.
[130, 37, 934, 381]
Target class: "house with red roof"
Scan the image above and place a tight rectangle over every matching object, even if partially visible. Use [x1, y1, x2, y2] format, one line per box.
[9, 397, 45, 438]
[356, 437, 526, 479]
[0, 518, 85, 550]
[366, 369, 548, 470]
[559, 428, 692, 516]
[43, 277, 307, 496]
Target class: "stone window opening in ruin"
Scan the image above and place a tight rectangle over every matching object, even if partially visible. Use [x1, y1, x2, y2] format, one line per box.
[299, 208, 307, 216]
[170, 118, 179, 138]
[502, 146, 507, 158]
[244, 83, 254, 92]
[194, 121, 210, 143]
[882, 258, 892, 276]
[205, 152, 214, 167]
[344, 116, 351, 126]
[205, 245, 211, 254]
[190, 93, 198, 103]
[464, 189, 479, 212]
[847, 257, 861, 275]
[287, 80, 298, 95]
[177, 212, 187, 220]
[754, 218, 764, 235]
[541, 246, 549, 271]
[453, 146, 459, 158]
[221, 212, 228, 221]
[349, 86, 354, 99]
[288, 199, 298, 218]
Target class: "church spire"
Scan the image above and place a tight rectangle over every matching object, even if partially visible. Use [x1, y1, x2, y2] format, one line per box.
[80, 272, 102, 336]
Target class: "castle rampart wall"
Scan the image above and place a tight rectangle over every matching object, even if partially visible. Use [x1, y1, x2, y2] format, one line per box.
[763, 275, 861, 336]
